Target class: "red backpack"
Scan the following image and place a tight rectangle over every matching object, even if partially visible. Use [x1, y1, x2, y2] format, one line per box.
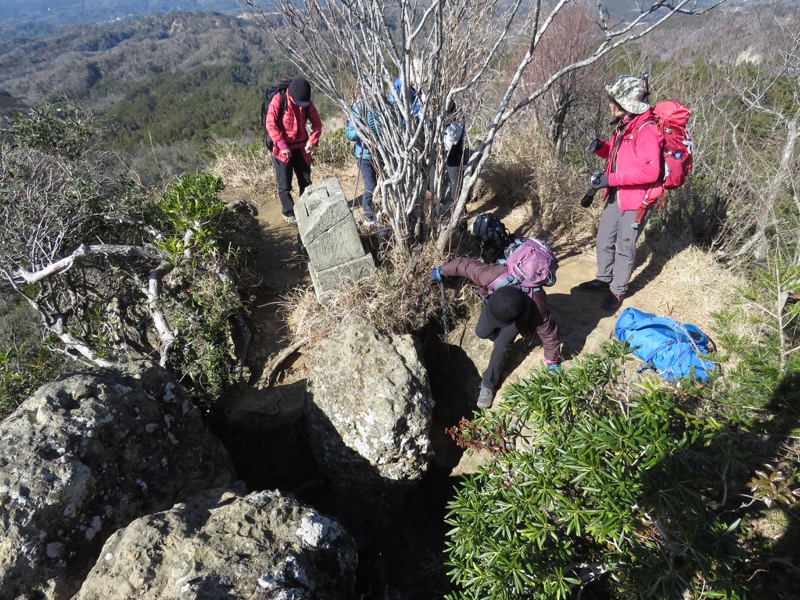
[652, 99, 694, 190]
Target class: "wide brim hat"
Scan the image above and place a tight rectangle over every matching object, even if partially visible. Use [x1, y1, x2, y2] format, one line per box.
[288, 77, 311, 107]
[605, 75, 650, 114]
[485, 286, 528, 328]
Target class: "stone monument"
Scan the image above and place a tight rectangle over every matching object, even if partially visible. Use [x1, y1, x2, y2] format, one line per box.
[295, 177, 376, 301]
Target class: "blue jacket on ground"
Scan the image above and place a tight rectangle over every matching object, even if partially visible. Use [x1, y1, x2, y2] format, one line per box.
[614, 307, 717, 383]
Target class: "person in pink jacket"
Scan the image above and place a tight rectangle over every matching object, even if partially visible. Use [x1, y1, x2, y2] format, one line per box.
[265, 77, 323, 225]
[578, 74, 663, 310]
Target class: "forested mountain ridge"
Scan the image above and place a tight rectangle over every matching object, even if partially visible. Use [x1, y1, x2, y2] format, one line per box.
[0, 1, 788, 150]
[0, 11, 275, 111]
[0, 0, 241, 29]
[0, 10, 297, 158]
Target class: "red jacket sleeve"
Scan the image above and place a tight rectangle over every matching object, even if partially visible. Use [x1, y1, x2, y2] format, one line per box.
[528, 290, 561, 363]
[594, 139, 611, 160]
[307, 102, 323, 146]
[265, 93, 288, 152]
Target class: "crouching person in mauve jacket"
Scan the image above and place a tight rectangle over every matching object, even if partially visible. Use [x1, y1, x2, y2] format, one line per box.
[431, 257, 562, 409]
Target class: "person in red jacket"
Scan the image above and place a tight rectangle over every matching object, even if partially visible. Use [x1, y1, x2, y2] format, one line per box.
[431, 258, 562, 409]
[265, 77, 323, 225]
[578, 74, 663, 310]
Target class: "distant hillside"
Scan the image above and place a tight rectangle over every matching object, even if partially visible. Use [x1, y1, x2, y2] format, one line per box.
[0, 10, 312, 184]
[0, 0, 240, 30]
[0, 12, 276, 111]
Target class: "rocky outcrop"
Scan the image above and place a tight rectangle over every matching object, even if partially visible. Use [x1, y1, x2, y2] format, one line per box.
[305, 315, 434, 498]
[0, 364, 236, 600]
[74, 487, 358, 600]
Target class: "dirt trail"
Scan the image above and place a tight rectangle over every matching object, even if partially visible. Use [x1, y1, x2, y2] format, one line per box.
[219, 168, 714, 475]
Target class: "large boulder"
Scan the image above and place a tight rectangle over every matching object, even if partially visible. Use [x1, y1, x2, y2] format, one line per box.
[305, 315, 434, 498]
[74, 487, 358, 600]
[0, 364, 236, 600]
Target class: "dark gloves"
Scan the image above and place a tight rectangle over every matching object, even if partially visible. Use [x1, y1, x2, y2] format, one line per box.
[581, 172, 605, 207]
[430, 267, 442, 284]
[587, 138, 602, 153]
[591, 172, 608, 190]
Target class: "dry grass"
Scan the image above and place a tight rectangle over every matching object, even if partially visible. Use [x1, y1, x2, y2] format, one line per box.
[470, 120, 595, 249]
[207, 136, 361, 214]
[207, 139, 273, 190]
[282, 241, 467, 350]
[636, 244, 752, 341]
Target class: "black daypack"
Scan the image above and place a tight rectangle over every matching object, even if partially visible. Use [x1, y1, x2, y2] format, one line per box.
[472, 213, 512, 263]
[260, 77, 292, 150]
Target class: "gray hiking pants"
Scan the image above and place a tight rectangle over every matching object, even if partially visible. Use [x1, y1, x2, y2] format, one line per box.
[595, 199, 652, 297]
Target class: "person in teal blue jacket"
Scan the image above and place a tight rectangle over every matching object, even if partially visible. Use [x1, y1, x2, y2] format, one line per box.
[345, 100, 380, 225]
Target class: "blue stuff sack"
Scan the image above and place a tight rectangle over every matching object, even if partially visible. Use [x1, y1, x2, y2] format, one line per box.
[614, 307, 717, 383]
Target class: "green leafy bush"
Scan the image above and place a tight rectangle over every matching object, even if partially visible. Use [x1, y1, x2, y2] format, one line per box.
[712, 261, 800, 428]
[147, 173, 243, 399]
[8, 95, 93, 159]
[2, 101, 249, 405]
[445, 343, 745, 599]
[149, 172, 233, 263]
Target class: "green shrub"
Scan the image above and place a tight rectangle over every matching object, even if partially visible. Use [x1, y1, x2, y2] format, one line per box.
[9, 96, 93, 159]
[712, 261, 800, 429]
[444, 343, 745, 599]
[316, 126, 352, 169]
[147, 173, 243, 400]
[149, 172, 232, 263]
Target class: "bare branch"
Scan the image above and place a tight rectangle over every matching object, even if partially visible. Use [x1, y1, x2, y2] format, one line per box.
[238, 0, 723, 253]
[11, 244, 163, 285]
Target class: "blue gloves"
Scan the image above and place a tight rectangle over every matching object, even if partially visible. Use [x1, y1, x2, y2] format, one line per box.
[430, 267, 443, 284]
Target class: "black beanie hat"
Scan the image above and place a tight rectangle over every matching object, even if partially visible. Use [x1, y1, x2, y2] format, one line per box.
[485, 286, 527, 328]
[288, 77, 311, 107]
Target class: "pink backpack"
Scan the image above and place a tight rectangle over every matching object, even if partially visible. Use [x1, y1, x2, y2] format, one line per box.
[487, 238, 558, 298]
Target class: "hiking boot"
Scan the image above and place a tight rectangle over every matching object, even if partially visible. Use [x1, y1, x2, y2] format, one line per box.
[577, 279, 610, 292]
[602, 292, 623, 310]
[477, 385, 495, 409]
[282, 214, 297, 226]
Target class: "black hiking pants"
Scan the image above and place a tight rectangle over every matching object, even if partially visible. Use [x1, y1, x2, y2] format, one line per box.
[272, 150, 312, 217]
[475, 306, 519, 390]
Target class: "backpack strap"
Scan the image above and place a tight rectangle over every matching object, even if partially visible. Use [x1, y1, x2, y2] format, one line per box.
[488, 274, 516, 293]
[488, 275, 540, 297]
[276, 89, 288, 127]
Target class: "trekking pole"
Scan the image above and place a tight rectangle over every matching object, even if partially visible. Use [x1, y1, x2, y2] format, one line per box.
[352, 147, 363, 214]
[438, 279, 449, 337]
